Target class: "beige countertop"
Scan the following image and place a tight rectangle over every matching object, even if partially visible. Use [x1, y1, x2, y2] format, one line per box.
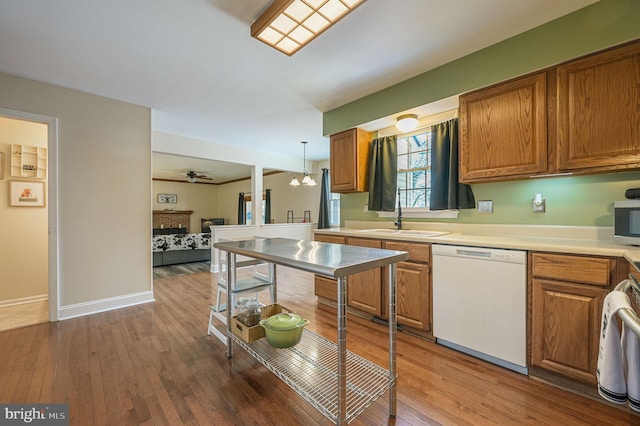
[314, 221, 640, 265]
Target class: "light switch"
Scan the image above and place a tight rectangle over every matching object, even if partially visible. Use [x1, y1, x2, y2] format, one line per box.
[478, 200, 493, 213]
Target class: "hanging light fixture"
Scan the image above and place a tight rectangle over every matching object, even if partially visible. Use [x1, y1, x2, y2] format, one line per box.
[290, 141, 317, 187]
[396, 114, 419, 132]
[251, 0, 367, 56]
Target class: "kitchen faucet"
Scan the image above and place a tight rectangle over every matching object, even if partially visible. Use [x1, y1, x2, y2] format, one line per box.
[394, 188, 402, 230]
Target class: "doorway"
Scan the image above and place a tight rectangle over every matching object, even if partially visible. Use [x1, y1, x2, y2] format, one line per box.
[0, 108, 58, 331]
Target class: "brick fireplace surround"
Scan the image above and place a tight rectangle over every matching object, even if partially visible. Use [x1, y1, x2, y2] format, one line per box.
[153, 210, 193, 232]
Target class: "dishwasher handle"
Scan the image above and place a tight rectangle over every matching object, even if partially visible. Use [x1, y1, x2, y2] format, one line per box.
[432, 244, 527, 264]
[456, 249, 492, 258]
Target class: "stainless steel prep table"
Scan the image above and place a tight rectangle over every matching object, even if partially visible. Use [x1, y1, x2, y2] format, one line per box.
[213, 237, 409, 425]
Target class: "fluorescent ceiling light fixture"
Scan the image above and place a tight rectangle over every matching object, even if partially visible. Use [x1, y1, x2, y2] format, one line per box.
[251, 0, 367, 56]
[396, 114, 419, 132]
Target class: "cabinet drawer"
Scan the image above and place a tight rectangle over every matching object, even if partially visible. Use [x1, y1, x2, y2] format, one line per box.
[531, 253, 611, 286]
[314, 276, 337, 302]
[384, 241, 430, 263]
[314, 234, 346, 245]
[346, 237, 382, 249]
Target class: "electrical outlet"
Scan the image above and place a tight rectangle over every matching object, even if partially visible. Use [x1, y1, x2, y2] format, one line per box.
[477, 200, 493, 213]
[532, 198, 546, 213]
[363, 204, 369, 213]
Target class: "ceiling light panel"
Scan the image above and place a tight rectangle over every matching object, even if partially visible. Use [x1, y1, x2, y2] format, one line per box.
[285, 1, 313, 22]
[320, 0, 348, 21]
[251, 0, 367, 56]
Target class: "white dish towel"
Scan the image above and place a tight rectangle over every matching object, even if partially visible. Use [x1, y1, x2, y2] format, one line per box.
[623, 321, 640, 412]
[597, 291, 632, 405]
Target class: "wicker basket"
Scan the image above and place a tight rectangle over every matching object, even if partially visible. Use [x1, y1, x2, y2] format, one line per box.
[231, 303, 292, 343]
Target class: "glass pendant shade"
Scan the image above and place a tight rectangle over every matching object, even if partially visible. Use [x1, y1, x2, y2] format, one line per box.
[289, 140, 316, 186]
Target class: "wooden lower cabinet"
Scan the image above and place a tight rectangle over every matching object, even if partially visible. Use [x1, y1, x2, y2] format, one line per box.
[313, 234, 346, 303]
[529, 252, 627, 384]
[346, 237, 383, 316]
[395, 261, 430, 331]
[531, 278, 607, 384]
[385, 240, 431, 332]
[314, 234, 432, 333]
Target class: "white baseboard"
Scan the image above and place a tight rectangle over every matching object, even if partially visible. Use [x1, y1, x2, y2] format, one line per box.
[58, 291, 155, 320]
[0, 294, 48, 308]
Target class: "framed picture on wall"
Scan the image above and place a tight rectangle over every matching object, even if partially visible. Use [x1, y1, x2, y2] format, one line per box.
[157, 193, 177, 204]
[9, 180, 46, 207]
[0, 152, 4, 179]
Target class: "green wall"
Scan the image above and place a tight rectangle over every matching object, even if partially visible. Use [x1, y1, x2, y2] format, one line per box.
[324, 0, 640, 135]
[326, 0, 640, 227]
[342, 172, 640, 227]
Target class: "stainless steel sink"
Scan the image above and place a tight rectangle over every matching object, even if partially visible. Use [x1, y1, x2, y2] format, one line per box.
[356, 229, 449, 237]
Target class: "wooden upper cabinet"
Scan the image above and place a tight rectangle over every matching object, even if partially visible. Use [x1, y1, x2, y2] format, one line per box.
[459, 72, 548, 182]
[554, 41, 640, 173]
[330, 128, 372, 193]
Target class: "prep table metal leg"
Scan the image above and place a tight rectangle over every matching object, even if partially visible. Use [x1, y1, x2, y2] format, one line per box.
[226, 253, 236, 358]
[388, 263, 397, 418]
[337, 276, 347, 425]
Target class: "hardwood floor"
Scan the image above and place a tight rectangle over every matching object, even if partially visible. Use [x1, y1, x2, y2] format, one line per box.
[153, 261, 212, 279]
[0, 299, 48, 332]
[1, 266, 638, 425]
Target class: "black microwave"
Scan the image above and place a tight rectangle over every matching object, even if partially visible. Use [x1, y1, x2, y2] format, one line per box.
[614, 200, 640, 245]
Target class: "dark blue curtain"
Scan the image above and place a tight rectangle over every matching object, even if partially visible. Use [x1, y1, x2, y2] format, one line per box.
[317, 168, 331, 229]
[367, 136, 398, 211]
[265, 189, 271, 224]
[430, 119, 475, 210]
[237, 192, 246, 224]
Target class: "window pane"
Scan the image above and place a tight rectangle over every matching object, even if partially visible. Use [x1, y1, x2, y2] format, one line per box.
[408, 189, 427, 208]
[397, 171, 407, 191]
[410, 150, 427, 169]
[397, 153, 409, 171]
[397, 138, 409, 155]
[396, 129, 432, 209]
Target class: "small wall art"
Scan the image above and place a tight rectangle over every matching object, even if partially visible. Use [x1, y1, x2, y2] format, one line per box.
[10, 180, 46, 207]
[0, 152, 4, 179]
[157, 193, 177, 204]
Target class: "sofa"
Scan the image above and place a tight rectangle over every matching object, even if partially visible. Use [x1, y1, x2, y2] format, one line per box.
[152, 231, 211, 267]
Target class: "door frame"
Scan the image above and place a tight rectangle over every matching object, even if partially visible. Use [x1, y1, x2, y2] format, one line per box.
[0, 107, 59, 321]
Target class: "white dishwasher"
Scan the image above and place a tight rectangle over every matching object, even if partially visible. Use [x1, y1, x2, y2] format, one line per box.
[432, 244, 527, 374]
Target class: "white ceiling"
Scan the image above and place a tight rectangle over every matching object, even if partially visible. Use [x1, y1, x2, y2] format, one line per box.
[0, 0, 596, 182]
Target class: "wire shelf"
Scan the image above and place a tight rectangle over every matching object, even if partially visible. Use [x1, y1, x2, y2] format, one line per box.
[230, 329, 394, 424]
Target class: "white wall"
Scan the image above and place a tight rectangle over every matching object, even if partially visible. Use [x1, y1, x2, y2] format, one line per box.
[0, 71, 152, 317]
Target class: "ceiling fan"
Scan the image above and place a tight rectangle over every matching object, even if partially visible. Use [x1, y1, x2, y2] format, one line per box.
[185, 170, 213, 183]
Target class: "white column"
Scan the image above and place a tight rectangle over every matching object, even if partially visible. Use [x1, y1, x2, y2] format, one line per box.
[251, 165, 263, 225]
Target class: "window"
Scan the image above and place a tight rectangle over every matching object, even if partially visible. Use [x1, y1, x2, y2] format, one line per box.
[397, 130, 432, 209]
[329, 191, 340, 226]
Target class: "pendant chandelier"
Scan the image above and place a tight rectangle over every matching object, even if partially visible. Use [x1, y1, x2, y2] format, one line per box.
[289, 141, 317, 187]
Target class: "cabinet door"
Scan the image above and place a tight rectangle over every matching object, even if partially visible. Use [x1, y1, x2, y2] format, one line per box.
[396, 261, 430, 331]
[531, 278, 607, 384]
[555, 41, 640, 173]
[459, 73, 548, 182]
[330, 128, 372, 193]
[347, 237, 383, 316]
[313, 234, 345, 300]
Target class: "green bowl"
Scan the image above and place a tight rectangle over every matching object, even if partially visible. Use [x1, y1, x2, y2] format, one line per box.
[260, 313, 310, 348]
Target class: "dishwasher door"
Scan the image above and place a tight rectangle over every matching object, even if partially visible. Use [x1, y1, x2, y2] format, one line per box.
[432, 244, 527, 374]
